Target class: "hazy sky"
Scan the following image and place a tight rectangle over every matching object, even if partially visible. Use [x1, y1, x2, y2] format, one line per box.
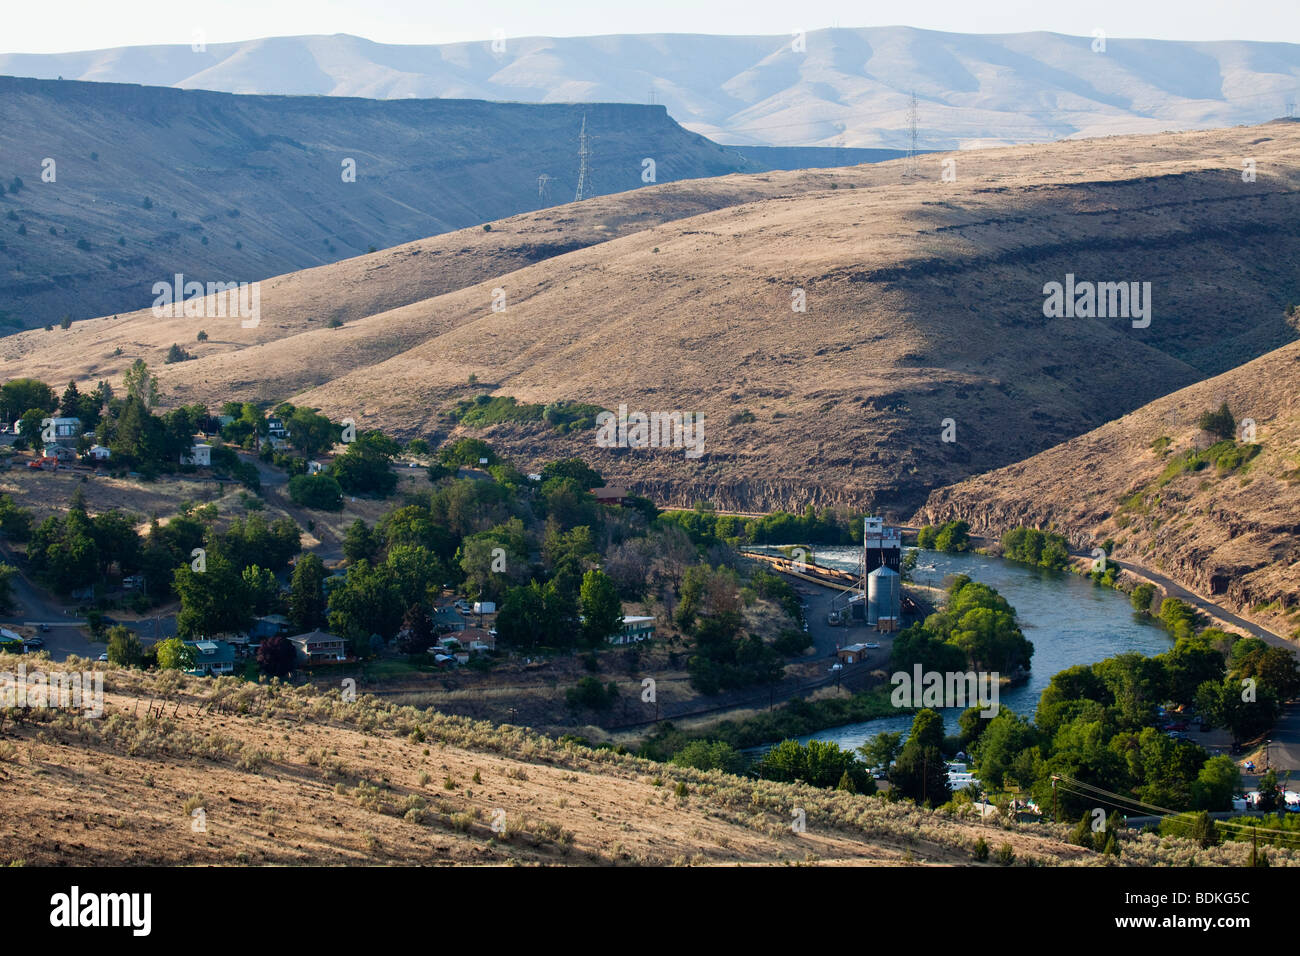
[6, 0, 1300, 53]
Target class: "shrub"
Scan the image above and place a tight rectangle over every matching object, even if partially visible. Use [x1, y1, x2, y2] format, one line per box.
[994, 843, 1016, 866]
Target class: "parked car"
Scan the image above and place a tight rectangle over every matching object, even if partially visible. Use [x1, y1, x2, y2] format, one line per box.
[97, 653, 109, 662]
[37, 623, 50, 633]
[22, 637, 43, 649]
[865, 642, 880, 649]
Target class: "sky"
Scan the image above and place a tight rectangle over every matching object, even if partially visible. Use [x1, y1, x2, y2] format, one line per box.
[4, 0, 1300, 54]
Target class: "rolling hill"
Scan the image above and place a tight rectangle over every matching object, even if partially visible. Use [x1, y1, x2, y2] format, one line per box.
[5, 28, 1300, 149]
[916, 338, 1300, 636]
[0, 662, 1267, 866]
[0, 75, 761, 327]
[3, 121, 1300, 516]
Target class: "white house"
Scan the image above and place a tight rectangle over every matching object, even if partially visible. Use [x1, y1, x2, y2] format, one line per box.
[307, 460, 324, 475]
[180, 443, 211, 467]
[607, 615, 656, 645]
[88, 445, 111, 461]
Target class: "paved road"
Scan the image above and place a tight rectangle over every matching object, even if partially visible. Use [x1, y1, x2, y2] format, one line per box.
[1103, 555, 1289, 648]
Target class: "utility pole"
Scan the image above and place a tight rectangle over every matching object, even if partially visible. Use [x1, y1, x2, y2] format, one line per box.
[1051, 775, 1059, 822]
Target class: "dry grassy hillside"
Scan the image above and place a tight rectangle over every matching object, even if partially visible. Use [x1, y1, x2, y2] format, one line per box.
[917, 340, 1300, 635]
[5, 122, 1300, 513]
[0, 663, 1271, 866]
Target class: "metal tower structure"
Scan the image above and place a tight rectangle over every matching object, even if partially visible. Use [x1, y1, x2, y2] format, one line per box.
[574, 113, 591, 202]
[905, 91, 920, 179]
[537, 173, 553, 206]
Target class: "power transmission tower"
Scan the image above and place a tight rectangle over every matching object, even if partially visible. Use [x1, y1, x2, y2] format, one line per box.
[537, 173, 552, 206]
[1288, 97, 1297, 119]
[905, 91, 920, 179]
[574, 113, 591, 202]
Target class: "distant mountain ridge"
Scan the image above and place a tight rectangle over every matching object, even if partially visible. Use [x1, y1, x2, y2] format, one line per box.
[0, 75, 760, 327]
[4, 28, 1300, 148]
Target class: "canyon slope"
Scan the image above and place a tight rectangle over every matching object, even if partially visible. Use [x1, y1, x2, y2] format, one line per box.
[3, 122, 1300, 515]
[917, 339, 1300, 635]
[0, 76, 760, 327]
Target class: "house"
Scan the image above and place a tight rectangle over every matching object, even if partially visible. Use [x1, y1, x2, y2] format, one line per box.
[607, 615, 655, 645]
[42, 444, 77, 462]
[836, 643, 871, 665]
[267, 436, 289, 451]
[184, 640, 237, 676]
[29, 417, 82, 443]
[286, 630, 347, 665]
[307, 460, 325, 475]
[433, 607, 468, 632]
[180, 442, 211, 467]
[266, 417, 288, 438]
[121, 574, 144, 591]
[250, 614, 292, 639]
[88, 445, 111, 461]
[459, 627, 495, 652]
[592, 486, 629, 506]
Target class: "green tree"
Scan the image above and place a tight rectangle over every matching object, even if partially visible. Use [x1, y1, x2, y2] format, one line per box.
[1196, 402, 1235, 441]
[287, 407, 338, 458]
[1191, 755, 1240, 811]
[173, 551, 253, 637]
[327, 559, 402, 655]
[288, 473, 344, 510]
[670, 740, 747, 774]
[1130, 583, 1156, 612]
[241, 564, 280, 616]
[0, 377, 56, 422]
[579, 569, 623, 646]
[342, 518, 381, 565]
[331, 431, 399, 497]
[289, 553, 327, 632]
[758, 739, 875, 792]
[0, 563, 16, 614]
[155, 637, 196, 670]
[105, 625, 143, 667]
[122, 359, 160, 410]
[858, 731, 903, 774]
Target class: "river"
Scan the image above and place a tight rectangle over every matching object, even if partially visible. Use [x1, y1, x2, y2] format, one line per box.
[772, 546, 1174, 751]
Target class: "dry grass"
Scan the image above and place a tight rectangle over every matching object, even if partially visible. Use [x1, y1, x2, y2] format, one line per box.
[0, 661, 1278, 866]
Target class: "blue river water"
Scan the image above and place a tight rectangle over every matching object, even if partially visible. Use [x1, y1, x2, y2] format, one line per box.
[775, 546, 1174, 751]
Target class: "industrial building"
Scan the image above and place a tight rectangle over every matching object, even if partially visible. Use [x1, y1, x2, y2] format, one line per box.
[831, 517, 903, 631]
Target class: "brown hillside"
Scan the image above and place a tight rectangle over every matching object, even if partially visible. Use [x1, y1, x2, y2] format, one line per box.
[916, 340, 1300, 637]
[0, 663, 1269, 866]
[5, 122, 1300, 513]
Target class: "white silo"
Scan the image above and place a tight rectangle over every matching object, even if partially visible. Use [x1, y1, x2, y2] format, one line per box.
[867, 565, 900, 627]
